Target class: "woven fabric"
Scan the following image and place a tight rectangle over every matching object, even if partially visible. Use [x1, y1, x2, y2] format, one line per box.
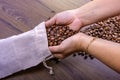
[0, 22, 51, 79]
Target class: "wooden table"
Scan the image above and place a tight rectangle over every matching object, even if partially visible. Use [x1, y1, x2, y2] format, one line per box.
[0, 0, 120, 80]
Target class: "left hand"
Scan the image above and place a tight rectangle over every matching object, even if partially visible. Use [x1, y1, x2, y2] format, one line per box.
[49, 33, 87, 59]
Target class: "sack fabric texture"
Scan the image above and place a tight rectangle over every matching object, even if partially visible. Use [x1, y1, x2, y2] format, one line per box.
[0, 22, 51, 79]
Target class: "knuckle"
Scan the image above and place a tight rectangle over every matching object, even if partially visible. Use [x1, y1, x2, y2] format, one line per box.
[58, 54, 65, 59]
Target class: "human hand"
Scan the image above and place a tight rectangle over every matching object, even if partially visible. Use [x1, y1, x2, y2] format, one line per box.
[49, 33, 90, 59]
[45, 10, 83, 31]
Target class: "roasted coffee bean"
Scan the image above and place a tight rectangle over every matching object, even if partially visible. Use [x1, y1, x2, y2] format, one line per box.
[73, 54, 77, 57]
[89, 55, 94, 60]
[47, 15, 120, 61]
[46, 25, 77, 46]
[84, 55, 88, 59]
[50, 57, 60, 64]
[79, 15, 120, 60]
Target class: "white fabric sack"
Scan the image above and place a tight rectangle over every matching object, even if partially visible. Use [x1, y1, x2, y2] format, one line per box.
[0, 22, 52, 79]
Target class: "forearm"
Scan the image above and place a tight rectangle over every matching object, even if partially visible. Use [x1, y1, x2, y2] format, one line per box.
[74, 0, 120, 26]
[80, 34, 120, 73]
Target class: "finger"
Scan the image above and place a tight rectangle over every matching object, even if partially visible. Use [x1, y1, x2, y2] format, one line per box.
[45, 16, 56, 27]
[53, 54, 64, 59]
[49, 45, 63, 53]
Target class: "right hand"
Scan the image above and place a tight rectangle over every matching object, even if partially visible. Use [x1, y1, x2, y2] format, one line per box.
[45, 10, 83, 31]
[49, 33, 91, 59]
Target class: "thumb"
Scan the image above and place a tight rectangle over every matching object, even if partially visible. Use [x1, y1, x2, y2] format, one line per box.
[45, 16, 56, 27]
[49, 45, 63, 53]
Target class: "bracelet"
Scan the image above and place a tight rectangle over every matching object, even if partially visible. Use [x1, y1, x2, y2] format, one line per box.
[86, 37, 97, 53]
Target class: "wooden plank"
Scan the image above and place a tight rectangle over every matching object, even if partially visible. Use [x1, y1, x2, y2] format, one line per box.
[0, 0, 120, 80]
[40, 0, 90, 12]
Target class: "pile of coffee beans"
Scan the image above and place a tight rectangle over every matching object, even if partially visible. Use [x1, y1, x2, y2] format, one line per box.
[81, 16, 120, 43]
[46, 25, 77, 46]
[79, 16, 120, 59]
[46, 15, 120, 61]
[46, 25, 78, 63]
[46, 25, 94, 60]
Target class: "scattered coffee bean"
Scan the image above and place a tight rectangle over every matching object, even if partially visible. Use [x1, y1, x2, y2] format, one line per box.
[84, 55, 88, 59]
[73, 54, 77, 57]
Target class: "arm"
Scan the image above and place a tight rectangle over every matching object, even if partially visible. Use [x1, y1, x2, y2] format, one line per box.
[47, 0, 120, 73]
[81, 34, 120, 73]
[75, 0, 120, 26]
[49, 33, 120, 73]
[46, 0, 120, 31]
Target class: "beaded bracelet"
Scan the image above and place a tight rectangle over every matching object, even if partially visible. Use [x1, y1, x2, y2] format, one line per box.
[86, 37, 97, 54]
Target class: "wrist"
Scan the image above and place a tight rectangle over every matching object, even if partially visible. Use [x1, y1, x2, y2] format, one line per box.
[74, 8, 92, 26]
[74, 0, 99, 26]
[77, 33, 94, 52]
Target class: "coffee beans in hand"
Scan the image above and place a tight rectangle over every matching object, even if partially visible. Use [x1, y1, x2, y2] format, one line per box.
[46, 15, 120, 61]
[46, 25, 77, 46]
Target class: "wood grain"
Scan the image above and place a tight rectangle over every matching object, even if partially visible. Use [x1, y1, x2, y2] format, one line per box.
[0, 0, 120, 80]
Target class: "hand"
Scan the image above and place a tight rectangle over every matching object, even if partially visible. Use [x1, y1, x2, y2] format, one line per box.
[49, 33, 89, 59]
[45, 10, 83, 31]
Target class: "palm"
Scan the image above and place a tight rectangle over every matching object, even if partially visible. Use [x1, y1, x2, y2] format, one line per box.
[46, 10, 83, 31]
[49, 33, 81, 59]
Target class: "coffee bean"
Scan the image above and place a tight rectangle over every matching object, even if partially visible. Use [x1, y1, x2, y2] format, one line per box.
[84, 55, 88, 59]
[73, 54, 77, 57]
[79, 15, 120, 60]
[47, 15, 120, 61]
[46, 25, 77, 46]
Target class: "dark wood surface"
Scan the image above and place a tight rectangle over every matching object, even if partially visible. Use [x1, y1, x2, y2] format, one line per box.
[0, 0, 120, 80]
